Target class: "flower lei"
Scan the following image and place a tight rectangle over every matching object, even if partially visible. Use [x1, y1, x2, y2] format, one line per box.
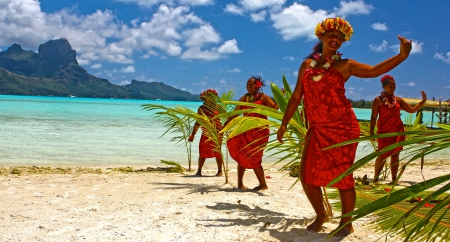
[309, 52, 342, 82]
[315, 17, 353, 41]
[380, 91, 397, 108]
[199, 88, 218, 101]
[244, 92, 262, 103]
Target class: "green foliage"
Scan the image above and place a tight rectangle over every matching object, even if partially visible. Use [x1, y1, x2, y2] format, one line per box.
[160, 160, 186, 173]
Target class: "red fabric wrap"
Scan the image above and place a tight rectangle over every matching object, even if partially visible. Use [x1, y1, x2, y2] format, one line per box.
[227, 100, 270, 169]
[199, 105, 222, 158]
[376, 101, 404, 159]
[302, 67, 360, 189]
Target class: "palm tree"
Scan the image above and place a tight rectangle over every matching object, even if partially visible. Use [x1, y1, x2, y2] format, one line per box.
[142, 90, 235, 183]
[219, 76, 308, 178]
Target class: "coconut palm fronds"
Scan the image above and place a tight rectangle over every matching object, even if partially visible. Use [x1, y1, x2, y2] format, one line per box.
[160, 160, 185, 173]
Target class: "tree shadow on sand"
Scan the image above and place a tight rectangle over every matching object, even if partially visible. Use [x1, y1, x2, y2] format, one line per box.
[201, 202, 342, 241]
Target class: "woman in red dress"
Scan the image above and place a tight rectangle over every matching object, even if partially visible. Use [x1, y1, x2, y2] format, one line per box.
[226, 75, 278, 191]
[370, 75, 427, 183]
[189, 89, 223, 176]
[277, 17, 413, 237]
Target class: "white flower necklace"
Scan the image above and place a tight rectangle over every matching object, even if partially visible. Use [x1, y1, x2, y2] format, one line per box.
[309, 52, 342, 82]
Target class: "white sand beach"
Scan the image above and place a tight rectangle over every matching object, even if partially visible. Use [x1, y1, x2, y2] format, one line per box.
[1, 160, 449, 242]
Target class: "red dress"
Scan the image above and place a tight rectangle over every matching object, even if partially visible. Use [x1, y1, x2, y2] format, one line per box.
[227, 100, 270, 169]
[302, 68, 360, 189]
[198, 105, 222, 158]
[377, 101, 404, 159]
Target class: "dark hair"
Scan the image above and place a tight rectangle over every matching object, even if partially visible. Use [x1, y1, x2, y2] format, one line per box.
[304, 41, 323, 60]
[248, 74, 265, 91]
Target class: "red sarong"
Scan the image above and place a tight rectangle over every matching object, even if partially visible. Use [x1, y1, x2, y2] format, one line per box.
[198, 105, 222, 158]
[227, 100, 269, 169]
[377, 102, 404, 159]
[302, 68, 360, 189]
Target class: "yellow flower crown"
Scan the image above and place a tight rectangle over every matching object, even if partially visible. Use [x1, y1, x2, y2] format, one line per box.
[315, 17, 353, 41]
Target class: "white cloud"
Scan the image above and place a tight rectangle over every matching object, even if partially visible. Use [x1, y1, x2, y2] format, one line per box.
[369, 40, 388, 52]
[239, 0, 286, 11]
[183, 24, 221, 48]
[334, 0, 374, 17]
[250, 11, 267, 22]
[115, 0, 214, 7]
[224, 4, 244, 15]
[283, 56, 295, 61]
[0, 2, 239, 65]
[271, 3, 329, 41]
[270, 1, 373, 41]
[121, 65, 136, 73]
[434, 52, 450, 64]
[371, 22, 388, 31]
[118, 80, 131, 86]
[226, 68, 241, 73]
[389, 40, 424, 54]
[180, 47, 221, 60]
[445, 85, 450, 88]
[402, 81, 416, 87]
[346, 86, 355, 94]
[219, 78, 227, 84]
[218, 39, 242, 54]
[91, 63, 102, 69]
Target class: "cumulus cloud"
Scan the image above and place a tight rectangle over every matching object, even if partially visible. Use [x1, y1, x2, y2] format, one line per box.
[334, 0, 373, 17]
[0, 1, 240, 66]
[369, 40, 388, 52]
[218, 39, 242, 54]
[250, 11, 267, 22]
[118, 80, 131, 86]
[389, 40, 424, 54]
[371, 22, 388, 31]
[434, 52, 450, 64]
[226, 68, 241, 73]
[91, 63, 102, 69]
[283, 55, 295, 61]
[270, 1, 373, 41]
[224, 4, 244, 15]
[402, 82, 416, 87]
[115, 0, 214, 7]
[121, 65, 136, 73]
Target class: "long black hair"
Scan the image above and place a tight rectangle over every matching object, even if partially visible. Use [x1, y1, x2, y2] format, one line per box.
[304, 41, 323, 60]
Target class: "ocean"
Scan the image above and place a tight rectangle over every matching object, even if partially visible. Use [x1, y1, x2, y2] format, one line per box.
[0, 95, 448, 168]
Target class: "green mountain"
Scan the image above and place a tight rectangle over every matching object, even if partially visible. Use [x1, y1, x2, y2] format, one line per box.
[0, 39, 199, 101]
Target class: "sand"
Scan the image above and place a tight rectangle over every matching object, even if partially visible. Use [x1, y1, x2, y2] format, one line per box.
[1, 160, 449, 242]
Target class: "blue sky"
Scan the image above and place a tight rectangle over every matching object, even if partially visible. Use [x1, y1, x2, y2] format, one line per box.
[1, 0, 449, 101]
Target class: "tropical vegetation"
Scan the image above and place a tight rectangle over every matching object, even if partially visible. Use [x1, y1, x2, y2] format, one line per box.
[144, 75, 450, 241]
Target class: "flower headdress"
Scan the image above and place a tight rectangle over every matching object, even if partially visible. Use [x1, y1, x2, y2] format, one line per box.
[315, 17, 353, 41]
[380, 74, 395, 83]
[251, 75, 265, 89]
[199, 89, 218, 101]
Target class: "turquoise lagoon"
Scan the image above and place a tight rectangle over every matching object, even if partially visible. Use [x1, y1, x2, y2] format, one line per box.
[0, 95, 448, 167]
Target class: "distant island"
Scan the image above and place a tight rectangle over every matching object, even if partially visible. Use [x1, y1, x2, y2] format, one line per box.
[0, 39, 199, 101]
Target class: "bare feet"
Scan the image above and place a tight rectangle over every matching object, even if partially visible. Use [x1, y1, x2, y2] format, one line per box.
[237, 185, 248, 190]
[306, 216, 329, 233]
[252, 185, 268, 191]
[215, 171, 223, 177]
[331, 224, 354, 237]
[194, 172, 202, 176]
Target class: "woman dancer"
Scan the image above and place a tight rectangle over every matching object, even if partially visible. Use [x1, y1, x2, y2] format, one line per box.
[189, 89, 223, 176]
[227, 75, 278, 191]
[277, 17, 412, 237]
[371, 74, 427, 183]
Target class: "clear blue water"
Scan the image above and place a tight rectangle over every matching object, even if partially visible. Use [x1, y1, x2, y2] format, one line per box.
[0, 95, 448, 167]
